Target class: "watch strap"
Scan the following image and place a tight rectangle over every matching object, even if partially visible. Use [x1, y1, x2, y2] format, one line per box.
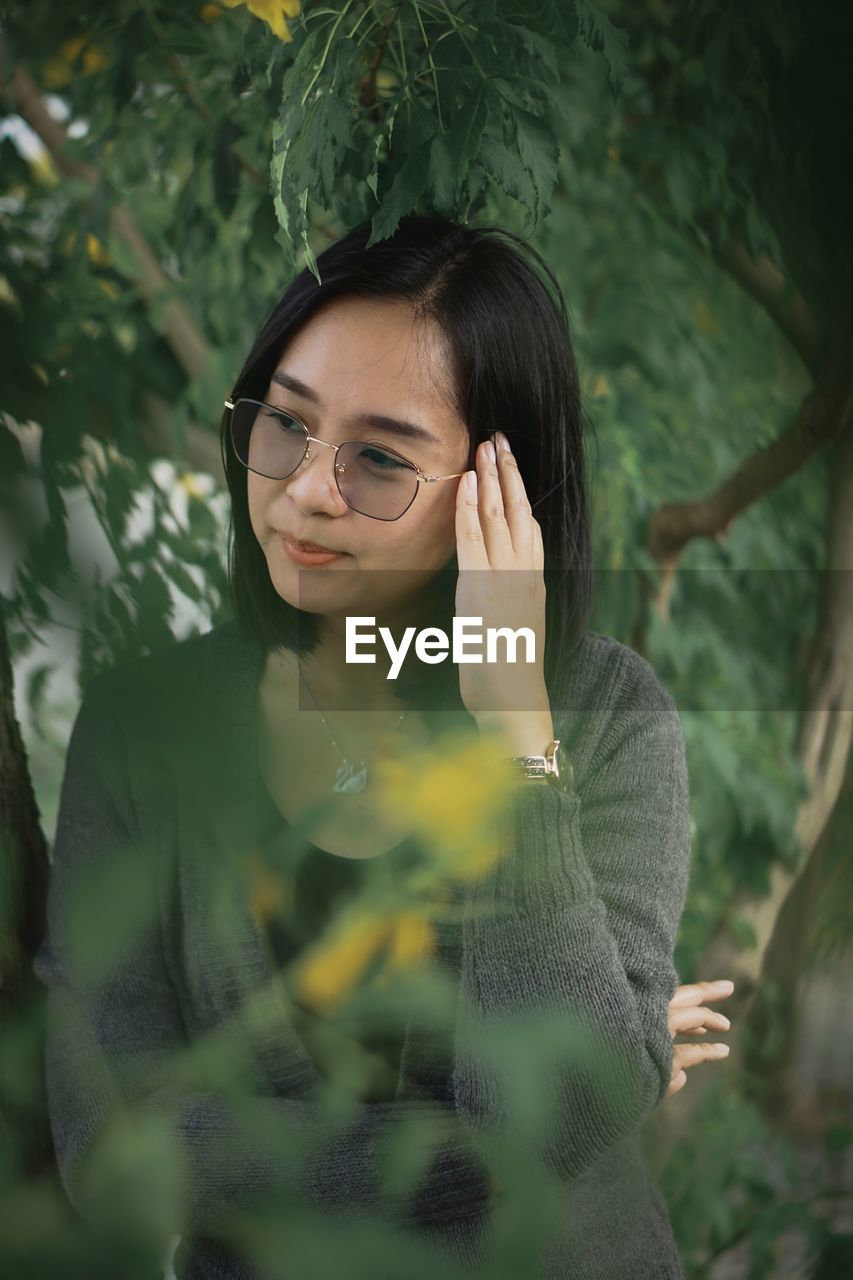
[509, 739, 574, 793]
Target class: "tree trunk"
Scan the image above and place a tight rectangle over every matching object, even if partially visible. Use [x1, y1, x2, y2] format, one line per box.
[0, 594, 55, 1176]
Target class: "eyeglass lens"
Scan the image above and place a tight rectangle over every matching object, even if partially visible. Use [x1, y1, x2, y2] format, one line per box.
[231, 399, 420, 521]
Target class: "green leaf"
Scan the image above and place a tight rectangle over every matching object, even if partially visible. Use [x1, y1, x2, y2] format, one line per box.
[367, 136, 435, 247]
[446, 82, 488, 182]
[428, 132, 456, 215]
[503, 22, 560, 81]
[478, 132, 538, 226]
[574, 0, 630, 99]
[513, 107, 561, 226]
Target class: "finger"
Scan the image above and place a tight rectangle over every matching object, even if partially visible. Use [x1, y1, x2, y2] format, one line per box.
[455, 468, 490, 570]
[672, 1042, 730, 1069]
[669, 1005, 731, 1034]
[669, 980, 735, 1008]
[475, 437, 515, 564]
[494, 431, 540, 561]
[665, 1069, 688, 1098]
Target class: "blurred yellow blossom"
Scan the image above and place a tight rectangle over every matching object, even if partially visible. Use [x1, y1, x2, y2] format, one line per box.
[375, 68, 400, 100]
[292, 900, 439, 1013]
[86, 233, 111, 268]
[0, 276, 17, 311]
[29, 150, 59, 187]
[62, 230, 111, 266]
[43, 35, 109, 88]
[177, 471, 210, 501]
[372, 729, 517, 881]
[219, 1, 302, 42]
[292, 906, 393, 1013]
[247, 849, 290, 927]
[200, 3, 224, 21]
[387, 908, 435, 970]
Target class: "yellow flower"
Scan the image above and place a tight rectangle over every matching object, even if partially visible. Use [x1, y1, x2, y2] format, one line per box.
[292, 906, 393, 1014]
[219, 1, 301, 42]
[177, 472, 209, 501]
[369, 908, 437, 994]
[387, 909, 435, 970]
[0, 276, 17, 311]
[372, 730, 517, 881]
[200, 3, 224, 21]
[246, 850, 278, 921]
[29, 150, 59, 187]
[86, 234, 110, 268]
[375, 68, 400, 100]
[43, 34, 108, 88]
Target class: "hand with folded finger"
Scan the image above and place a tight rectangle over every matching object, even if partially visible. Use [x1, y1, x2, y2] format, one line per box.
[665, 978, 735, 1099]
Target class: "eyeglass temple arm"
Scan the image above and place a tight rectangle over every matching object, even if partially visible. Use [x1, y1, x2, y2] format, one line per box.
[419, 471, 469, 483]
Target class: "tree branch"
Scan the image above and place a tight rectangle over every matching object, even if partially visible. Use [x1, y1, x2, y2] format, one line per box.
[1, 58, 215, 447]
[712, 239, 824, 380]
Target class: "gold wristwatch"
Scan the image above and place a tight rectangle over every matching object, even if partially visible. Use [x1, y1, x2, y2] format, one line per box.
[509, 739, 574, 794]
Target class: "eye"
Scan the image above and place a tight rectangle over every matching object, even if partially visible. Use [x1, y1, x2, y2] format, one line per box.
[263, 407, 304, 434]
[358, 444, 413, 471]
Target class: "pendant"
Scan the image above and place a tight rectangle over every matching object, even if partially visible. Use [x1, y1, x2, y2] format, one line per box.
[333, 761, 368, 794]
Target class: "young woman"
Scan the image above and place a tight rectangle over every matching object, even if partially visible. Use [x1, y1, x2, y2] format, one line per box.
[34, 214, 730, 1279]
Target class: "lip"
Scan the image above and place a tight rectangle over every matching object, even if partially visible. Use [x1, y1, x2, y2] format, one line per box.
[279, 534, 346, 566]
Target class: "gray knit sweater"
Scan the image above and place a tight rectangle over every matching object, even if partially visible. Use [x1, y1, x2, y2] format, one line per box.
[33, 619, 692, 1279]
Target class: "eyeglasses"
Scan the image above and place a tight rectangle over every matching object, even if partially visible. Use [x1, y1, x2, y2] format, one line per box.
[224, 397, 468, 522]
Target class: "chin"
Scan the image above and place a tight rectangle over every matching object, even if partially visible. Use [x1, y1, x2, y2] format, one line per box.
[267, 562, 362, 615]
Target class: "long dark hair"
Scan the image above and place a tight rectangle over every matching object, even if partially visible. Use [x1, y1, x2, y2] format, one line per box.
[221, 214, 594, 716]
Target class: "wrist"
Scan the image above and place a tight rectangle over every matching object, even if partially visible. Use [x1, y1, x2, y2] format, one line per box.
[475, 710, 555, 759]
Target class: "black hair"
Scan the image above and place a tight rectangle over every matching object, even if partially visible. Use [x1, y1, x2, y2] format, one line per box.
[221, 213, 594, 716]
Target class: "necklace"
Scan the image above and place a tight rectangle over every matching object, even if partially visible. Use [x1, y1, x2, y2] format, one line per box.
[297, 665, 409, 795]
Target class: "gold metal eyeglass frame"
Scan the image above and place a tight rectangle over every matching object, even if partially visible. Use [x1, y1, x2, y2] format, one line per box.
[224, 397, 469, 521]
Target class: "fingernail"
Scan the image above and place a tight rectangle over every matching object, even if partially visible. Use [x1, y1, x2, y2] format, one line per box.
[712, 1043, 730, 1055]
[485, 439, 496, 462]
[714, 981, 735, 992]
[466, 469, 477, 493]
[496, 431, 510, 452]
[719, 1016, 731, 1028]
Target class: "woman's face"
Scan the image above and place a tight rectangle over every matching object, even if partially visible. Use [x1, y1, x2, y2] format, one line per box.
[247, 294, 471, 622]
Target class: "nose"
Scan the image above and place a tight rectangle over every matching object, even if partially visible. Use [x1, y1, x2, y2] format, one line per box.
[281, 436, 347, 515]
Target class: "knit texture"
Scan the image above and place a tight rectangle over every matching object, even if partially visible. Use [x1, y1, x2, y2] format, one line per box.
[33, 619, 692, 1279]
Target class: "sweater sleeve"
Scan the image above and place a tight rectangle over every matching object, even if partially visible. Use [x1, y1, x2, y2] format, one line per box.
[451, 646, 692, 1183]
[33, 673, 492, 1249]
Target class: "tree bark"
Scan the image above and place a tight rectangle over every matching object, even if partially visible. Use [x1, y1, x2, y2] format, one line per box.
[0, 595, 55, 1176]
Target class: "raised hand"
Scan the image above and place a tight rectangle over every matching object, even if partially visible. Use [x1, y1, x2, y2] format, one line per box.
[454, 431, 554, 756]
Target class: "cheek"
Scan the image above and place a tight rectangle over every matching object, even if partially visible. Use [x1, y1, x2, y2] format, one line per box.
[390, 488, 459, 557]
[246, 476, 265, 540]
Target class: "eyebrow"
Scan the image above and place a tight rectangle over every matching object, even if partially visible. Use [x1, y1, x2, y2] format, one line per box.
[271, 370, 441, 447]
